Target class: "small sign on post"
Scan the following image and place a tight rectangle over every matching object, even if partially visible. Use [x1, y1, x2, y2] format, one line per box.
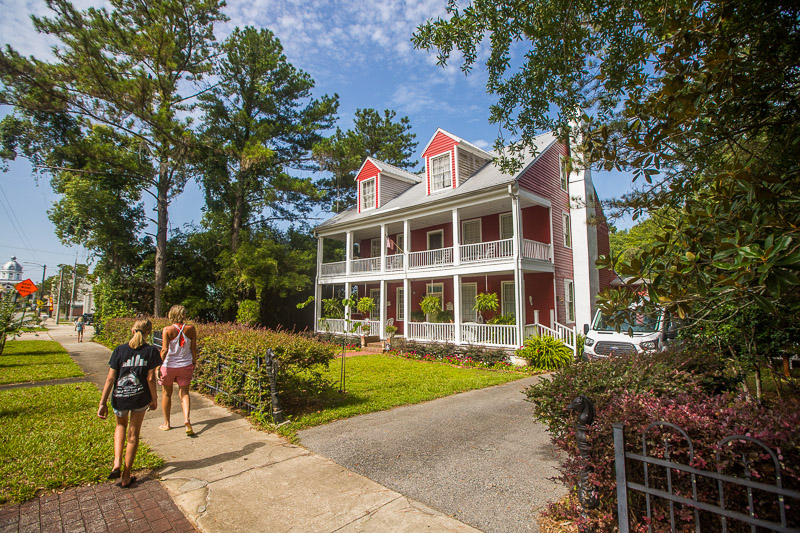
[15, 279, 38, 298]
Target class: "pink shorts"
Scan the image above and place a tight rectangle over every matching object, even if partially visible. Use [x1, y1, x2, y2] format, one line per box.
[160, 364, 194, 387]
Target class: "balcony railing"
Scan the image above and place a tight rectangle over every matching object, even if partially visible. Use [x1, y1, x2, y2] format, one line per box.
[351, 257, 381, 273]
[318, 318, 347, 334]
[408, 248, 453, 269]
[320, 261, 346, 277]
[522, 239, 551, 261]
[460, 238, 513, 263]
[386, 254, 404, 271]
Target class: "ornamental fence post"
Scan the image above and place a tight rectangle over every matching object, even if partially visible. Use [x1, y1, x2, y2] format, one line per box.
[264, 348, 285, 424]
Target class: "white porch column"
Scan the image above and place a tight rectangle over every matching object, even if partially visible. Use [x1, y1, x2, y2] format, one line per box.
[403, 277, 410, 338]
[511, 192, 522, 259]
[453, 274, 461, 344]
[514, 268, 523, 346]
[403, 219, 410, 270]
[511, 190, 524, 345]
[316, 235, 323, 275]
[345, 281, 352, 328]
[314, 282, 322, 331]
[452, 209, 460, 265]
[380, 224, 387, 273]
[345, 231, 353, 276]
[379, 279, 387, 340]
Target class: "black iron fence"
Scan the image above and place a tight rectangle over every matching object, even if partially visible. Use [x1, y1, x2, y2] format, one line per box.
[613, 421, 800, 532]
[153, 333, 284, 422]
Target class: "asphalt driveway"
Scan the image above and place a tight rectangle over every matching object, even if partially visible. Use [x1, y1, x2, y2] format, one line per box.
[298, 375, 565, 533]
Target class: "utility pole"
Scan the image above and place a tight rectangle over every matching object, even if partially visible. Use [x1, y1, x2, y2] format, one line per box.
[68, 253, 78, 321]
[55, 267, 64, 324]
[39, 265, 46, 316]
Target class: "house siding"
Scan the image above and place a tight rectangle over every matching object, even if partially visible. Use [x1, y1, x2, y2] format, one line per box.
[379, 175, 412, 208]
[411, 223, 453, 252]
[423, 132, 458, 194]
[457, 150, 487, 185]
[518, 142, 573, 324]
[356, 160, 381, 213]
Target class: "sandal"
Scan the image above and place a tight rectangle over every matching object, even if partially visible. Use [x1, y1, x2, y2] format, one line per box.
[117, 476, 137, 489]
[107, 468, 121, 480]
[159, 424, 170, 431]
[185, 422, 194, 436]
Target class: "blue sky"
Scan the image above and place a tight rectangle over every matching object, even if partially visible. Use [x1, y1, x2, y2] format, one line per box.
[0, 0, 635, 275]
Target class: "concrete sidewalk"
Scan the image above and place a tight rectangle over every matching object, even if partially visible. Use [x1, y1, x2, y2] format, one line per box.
[46, 324, 479, 533]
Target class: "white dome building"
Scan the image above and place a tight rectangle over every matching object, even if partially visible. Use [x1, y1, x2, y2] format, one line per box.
[1, 256, 24, 292]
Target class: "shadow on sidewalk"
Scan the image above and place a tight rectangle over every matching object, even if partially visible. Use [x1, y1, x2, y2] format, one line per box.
[157, 441, 267, 476]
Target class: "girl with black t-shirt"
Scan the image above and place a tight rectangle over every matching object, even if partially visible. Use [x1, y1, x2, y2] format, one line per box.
[98, 316, 161, 488]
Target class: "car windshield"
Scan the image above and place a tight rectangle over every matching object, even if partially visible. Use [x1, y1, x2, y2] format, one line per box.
[592, 311, 660, 333]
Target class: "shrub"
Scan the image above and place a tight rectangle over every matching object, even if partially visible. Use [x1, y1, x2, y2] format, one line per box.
[517, 335, 573, 371]
[525, 348, 800, 531]
[96, 318, 336, 422]
[393, 339, 524, 372]
[488, 313, 515, 325]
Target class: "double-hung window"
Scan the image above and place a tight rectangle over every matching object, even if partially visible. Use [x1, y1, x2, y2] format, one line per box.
[462, 219, 482, 245]
[430, 153, 452, 192]
[360, 178, 375, 211]
[426, 283, 444, 310]
[500, 213, 514, 240]
[370, 238, 381, 258]
[461, 283, 478, 322]
[369, 288, 380, 320]
[565, 280, 575, 323]
[560, 156, 568, 192]
[396, 287, 405, 321]
[563, 213, 572, 248]
[501, 281, 516, 317]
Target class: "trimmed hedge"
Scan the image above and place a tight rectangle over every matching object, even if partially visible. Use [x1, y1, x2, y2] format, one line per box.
[526, 349, 800, 531]
[96, 318, 336, 421]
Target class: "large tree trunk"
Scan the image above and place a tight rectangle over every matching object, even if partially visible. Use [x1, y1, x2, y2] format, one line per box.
[231, 184, 244, 253]
[154, 162, 170, 317]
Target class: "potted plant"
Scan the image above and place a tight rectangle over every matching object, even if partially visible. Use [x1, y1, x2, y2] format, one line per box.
[474, 292, 499, 323]
[384, 322, 398, 351]
[420, 294, 442, 322]
[356, 296, 376, 347]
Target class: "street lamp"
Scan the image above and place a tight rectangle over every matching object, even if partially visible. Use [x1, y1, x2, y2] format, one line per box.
[23, 262, 46, 316]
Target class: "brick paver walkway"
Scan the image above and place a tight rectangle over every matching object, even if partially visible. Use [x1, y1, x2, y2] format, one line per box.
[0, 476, 196, 533]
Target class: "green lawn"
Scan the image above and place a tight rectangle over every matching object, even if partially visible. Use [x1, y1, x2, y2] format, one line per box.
[0, 383, 163, 504]
[276, 353, 528, 439]
[0, 340, 84, 385]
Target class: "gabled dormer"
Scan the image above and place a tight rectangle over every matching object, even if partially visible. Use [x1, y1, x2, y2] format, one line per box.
[421, 129, 494, 195]
[355, 157, 420, 213]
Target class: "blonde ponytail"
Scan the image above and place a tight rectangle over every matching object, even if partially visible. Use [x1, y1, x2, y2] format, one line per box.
[129, 317, 153, 349]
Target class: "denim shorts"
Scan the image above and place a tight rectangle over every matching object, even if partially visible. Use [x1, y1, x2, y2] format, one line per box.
[113, 405, 149, 418]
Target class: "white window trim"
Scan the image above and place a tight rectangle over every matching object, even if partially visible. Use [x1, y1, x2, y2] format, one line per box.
[370, 238, 381, 258]
[396, 233, 405, 254]
[560, 155, 568, 192]
[461, 218, 482, 245]
[499, 213, 514, 240]
[427, 229, 444, 250]
[429, 151, 453, 193]
[562, 212, 572, 249]
[501, 280, 515, 317]
[564, 279, 575, 323]
[461, 282, 478, 322]
[426, 282, 445, 310]
[360, 177, 376, 212]
[369, 288, 380, 320]
[396, 287, 405, 322]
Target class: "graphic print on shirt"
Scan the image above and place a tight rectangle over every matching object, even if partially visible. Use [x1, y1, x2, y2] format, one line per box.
[113, 354, 148, 401]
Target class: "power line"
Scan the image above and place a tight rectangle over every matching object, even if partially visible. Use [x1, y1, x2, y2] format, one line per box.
[0, 183, 42, 263]
[0, 243, 84, 259]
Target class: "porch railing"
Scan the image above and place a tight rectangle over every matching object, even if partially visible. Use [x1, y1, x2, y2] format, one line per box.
[461, 323, 517, 346]
[319, 261, 346, 277]
[408, 248, 453, 269]
[407, 322, 455, 342]
[318, 318, 347, 334]
[524, 321, 577, 356]
[351, 257, 381, 273]
[355, 320, 381, 337]
[460, 238, 513, 263]
[386, 254, 404, 271]
[522, 239, 551, 261]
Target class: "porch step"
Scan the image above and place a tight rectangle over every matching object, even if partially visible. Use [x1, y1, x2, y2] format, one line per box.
[362, 342, 385, 353]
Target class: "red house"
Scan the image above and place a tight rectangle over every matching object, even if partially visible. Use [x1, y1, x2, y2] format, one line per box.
[313, 128, 613, 351]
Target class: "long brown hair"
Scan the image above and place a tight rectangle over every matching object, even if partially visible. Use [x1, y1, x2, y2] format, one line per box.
[129, 317, 152, 349]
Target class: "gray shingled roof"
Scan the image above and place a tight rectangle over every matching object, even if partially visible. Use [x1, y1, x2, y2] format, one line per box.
[317, 132, 557, 230]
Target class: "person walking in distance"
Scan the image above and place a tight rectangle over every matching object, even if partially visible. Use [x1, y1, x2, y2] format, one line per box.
[75, 316, 85, 342]
[159, 305, 198, 435]
[97, 316, 160, 488]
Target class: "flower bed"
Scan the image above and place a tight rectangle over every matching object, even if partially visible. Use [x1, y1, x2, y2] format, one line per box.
[391, 339, 533, 372]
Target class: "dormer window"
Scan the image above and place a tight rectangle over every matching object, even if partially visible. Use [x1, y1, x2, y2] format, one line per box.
[360, 177, 376, 211]
[430, 153, 452, 192]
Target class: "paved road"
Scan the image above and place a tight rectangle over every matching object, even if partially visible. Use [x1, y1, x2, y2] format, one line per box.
[298, 375, 565, 533]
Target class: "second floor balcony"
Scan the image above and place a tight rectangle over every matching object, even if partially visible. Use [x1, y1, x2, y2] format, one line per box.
[318, 237, 552, 279]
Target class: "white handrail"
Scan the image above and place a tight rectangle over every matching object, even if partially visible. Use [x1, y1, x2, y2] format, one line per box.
[386, 254, 404, 271]
[319, 261, 346, 277]
[408, 248, 453, 269]
[460, 238, 513, 263]
[351, 257, 381, 273]
[522, 239, 552, 262]
[461, 323, 517, 346]
[407, 322, 455, 342]
[318, 318, 347, 334]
